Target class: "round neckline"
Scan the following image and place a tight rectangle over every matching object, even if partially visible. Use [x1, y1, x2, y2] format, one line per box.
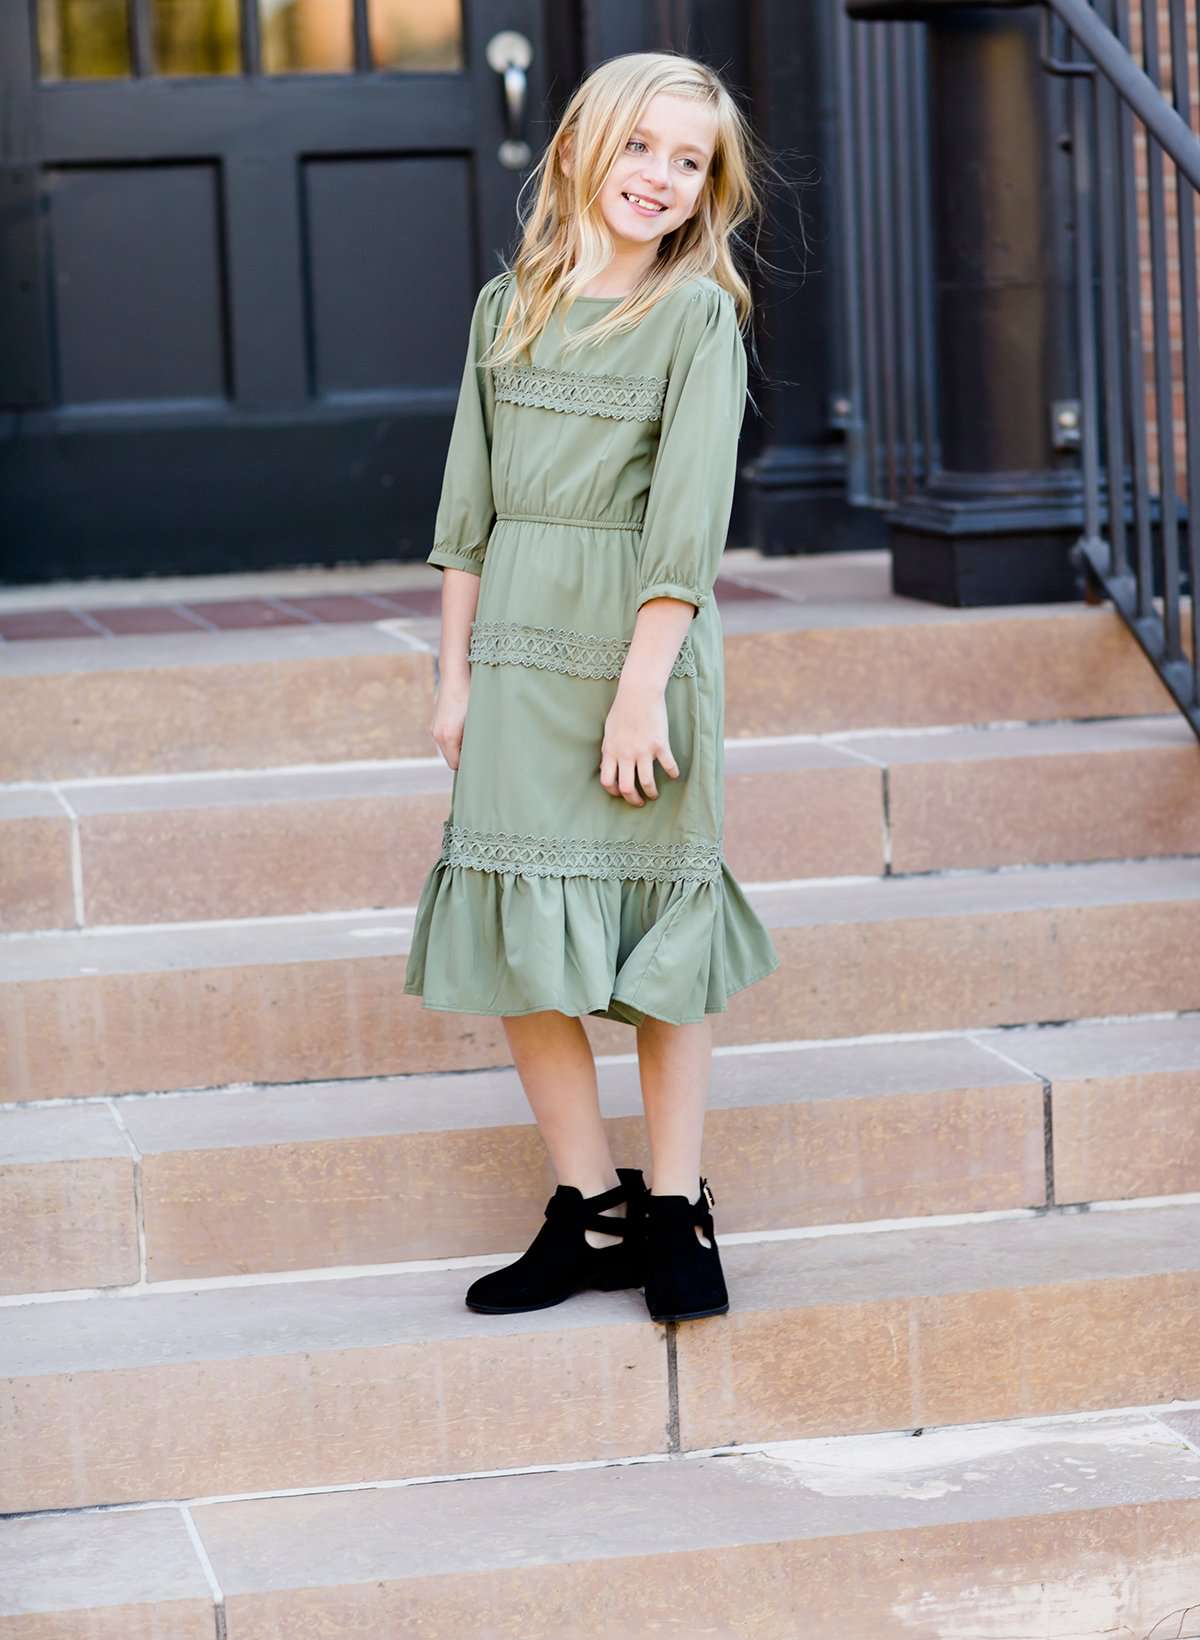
[573, 294, 627, 303]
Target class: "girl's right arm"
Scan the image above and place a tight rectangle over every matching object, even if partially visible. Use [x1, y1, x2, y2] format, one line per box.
[423, 273, 509, 769]
[430, 566, 479, 771]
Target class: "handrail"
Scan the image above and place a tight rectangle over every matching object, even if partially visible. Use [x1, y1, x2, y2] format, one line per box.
[1046, 0, 1200, 185]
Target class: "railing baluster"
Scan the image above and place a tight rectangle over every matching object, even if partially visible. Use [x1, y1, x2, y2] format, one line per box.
[1094, 0, 1129, 576]
[1069, 14, 1104, 556]
[1141, 0, 1183, 653]
[1114, 0, 1156, 616]
[1168, 0, 1200, 698]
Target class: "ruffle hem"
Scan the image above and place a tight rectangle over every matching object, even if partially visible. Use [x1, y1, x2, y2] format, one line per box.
[402, 860, 780, 1027]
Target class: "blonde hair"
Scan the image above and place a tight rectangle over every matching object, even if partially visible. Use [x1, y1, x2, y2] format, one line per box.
[481, 50, 768, 367]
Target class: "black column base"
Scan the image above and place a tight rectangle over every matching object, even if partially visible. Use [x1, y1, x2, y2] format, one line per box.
[740, 442, 891, 557]
[887, 470, 1087, 606]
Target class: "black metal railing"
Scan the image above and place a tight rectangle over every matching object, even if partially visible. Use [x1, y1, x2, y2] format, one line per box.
[1041, 0, 1200, 739]
[832, 6, 940, 508]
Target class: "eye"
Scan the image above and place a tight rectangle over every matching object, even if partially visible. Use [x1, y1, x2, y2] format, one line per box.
[680, 158, 699, 172]
[626, 138, 646, 153]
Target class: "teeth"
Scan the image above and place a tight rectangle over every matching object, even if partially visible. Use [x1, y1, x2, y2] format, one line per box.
[625, 193, 665, 211]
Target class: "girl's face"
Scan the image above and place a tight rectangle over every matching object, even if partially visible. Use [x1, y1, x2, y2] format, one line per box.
[596, 92, 718, 252]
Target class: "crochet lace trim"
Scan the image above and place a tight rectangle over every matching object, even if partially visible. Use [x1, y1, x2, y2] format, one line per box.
[493, 363, 668, 422]
[441, 822, 723, 883]
[469, 619, 697, 679]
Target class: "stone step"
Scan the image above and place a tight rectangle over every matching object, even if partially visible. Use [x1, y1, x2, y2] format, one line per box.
[5, 1017, 1199, 1296]
[0, 625, 436, 783]
[2, 856, 1197, 1100]
[5, 1408, 1200, 1638]
[0, 595, 1176, 783]
[3, 1200, 1197, 1513]
[0, 1034, 1039, 1292]
[5, 714, 1196, 932]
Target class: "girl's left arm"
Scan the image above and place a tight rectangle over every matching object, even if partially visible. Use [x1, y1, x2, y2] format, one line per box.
[601, 288, 748, 806]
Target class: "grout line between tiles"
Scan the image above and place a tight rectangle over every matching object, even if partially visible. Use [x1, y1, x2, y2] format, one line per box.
[180, 1503, 226, 1632]
[104, 1099, 148, 1284]
[48, 785, 86, 927]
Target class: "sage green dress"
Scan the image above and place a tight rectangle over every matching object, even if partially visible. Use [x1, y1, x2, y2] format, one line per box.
[402, 269, 781, 1027]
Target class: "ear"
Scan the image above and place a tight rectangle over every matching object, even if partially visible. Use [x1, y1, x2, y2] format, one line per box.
[559, 132, 574, 180]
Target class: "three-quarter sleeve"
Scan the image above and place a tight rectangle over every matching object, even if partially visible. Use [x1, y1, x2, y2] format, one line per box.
[634, 285, 748, 617]
[426, 273, 510, 577]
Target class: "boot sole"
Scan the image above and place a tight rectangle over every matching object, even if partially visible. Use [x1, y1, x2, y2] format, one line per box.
[647, 1300, 730, 1322]
[465, 1270, 645, 1314]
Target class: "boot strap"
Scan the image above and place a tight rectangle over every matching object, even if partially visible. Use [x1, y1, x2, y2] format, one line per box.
[544, 1178, 637, 1238]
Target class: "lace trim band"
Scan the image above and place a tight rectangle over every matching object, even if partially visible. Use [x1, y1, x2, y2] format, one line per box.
[441, 822, 723, 883]
[469, 619, 697, 680]
[493, 363, 668, 422]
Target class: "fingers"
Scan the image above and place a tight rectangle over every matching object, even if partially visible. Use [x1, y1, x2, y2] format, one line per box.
[636, 754, 658, 802]
[599, 745, 680, 805]
[618, 756, 645, 806]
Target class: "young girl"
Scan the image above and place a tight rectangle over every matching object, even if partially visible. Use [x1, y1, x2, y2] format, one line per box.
[403, 50, 781, 1324]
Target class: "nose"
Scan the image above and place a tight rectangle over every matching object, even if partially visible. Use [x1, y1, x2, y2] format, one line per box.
[639, 158, 669, 193]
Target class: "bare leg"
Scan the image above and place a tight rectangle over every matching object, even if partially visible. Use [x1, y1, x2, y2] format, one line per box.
[636, 1014, 713, 1246]
[501, 1011, 626, 1248]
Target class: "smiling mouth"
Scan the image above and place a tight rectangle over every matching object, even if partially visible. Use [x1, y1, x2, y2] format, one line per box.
[622, 191, 668, 213]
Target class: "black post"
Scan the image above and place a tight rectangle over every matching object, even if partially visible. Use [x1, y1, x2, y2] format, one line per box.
[847, 0, 1083, 604]
[738, 0, 879, 556]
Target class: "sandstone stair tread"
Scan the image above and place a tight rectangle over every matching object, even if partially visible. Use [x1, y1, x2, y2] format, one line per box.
[192, 1410, 1200, 1583]
[0, 621, 418, 676]
[2, 1036, 1034, 1162]
[973, 1014, 1200, 1078]
[4, 1410, 1200, 1632]
[2, 855, 1198, 983]
[0, 1034, 1042, 1295]
[6, 1200, 1198, 1379]
[0, 1507, 212, 1625]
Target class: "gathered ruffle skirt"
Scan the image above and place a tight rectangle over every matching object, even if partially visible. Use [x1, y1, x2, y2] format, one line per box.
[401, 856, 780, 1028]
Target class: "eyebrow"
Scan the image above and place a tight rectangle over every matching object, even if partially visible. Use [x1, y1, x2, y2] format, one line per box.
[631, 126, 711, 160]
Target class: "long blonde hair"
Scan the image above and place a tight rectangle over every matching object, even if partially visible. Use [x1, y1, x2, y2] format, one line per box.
[482, 51, 767, 367]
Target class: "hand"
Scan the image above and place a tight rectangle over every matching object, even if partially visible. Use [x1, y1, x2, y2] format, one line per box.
[430, 669, 471, 770]
[599, 684, 680, 806]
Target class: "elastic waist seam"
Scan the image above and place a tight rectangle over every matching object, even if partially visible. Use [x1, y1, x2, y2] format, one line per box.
[494, 511, 642, 532]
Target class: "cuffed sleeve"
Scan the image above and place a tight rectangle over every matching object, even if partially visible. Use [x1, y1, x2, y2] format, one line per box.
[426, 272, 512, 577]
[634, 285, 748, 616]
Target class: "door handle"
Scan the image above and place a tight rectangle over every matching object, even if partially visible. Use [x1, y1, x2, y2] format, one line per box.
[485, 30, 533, 170]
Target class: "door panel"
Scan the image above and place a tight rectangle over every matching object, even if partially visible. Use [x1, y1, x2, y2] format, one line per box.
[306, 156, 476, 395]
[50, 164, 228, 405]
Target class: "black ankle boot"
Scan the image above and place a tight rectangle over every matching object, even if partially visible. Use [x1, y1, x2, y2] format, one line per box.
[465, 1166, 648, 1314]
[643, 1177, 729, 1322]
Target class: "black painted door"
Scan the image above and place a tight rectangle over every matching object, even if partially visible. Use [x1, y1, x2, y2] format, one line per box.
[0, 0, 560, 583]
